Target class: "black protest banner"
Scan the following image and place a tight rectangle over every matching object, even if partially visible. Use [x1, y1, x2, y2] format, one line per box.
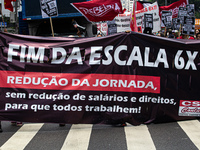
[0, 32, 200, 125]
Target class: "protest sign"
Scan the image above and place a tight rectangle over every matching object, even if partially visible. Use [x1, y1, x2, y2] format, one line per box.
[136, 2, 160, 33]
[40, 0, 58, 37]
[178, 7, 188, 25]
[107, 13, 131, 35]
[144, 14, 153, 30]
[182, 16, 195, 35]
[40, 0, 58, 18]
[187, 4, 195, 17]
[107, 20, 117, 35]
[161, 11, 172, 28]
[172, 18, 180, 30]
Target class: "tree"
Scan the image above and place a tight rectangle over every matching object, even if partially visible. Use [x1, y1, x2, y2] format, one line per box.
[190, 0, 200, 18]
[149, 0, 200, 18]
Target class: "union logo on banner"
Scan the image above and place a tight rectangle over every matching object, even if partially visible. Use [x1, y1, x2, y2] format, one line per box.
[179, 100, 200, 117]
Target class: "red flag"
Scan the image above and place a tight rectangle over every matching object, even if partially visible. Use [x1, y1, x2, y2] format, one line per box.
[159, 0, 189, 18]
[71, 0, 124, 22]
[130, 1, 152, 32]
[4, 0, 16, 12]
[130, 1, 138, 32]
[136, 2, 152, 11]
[136, 2, 144, 11]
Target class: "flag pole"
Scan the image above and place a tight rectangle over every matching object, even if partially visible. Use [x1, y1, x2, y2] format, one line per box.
[91, 22, 105, 36]
[50, 17, 54, 37]
[0, 2, 6, 30]
[95, 22, 105, 36]
[97, 27, 105, 36]
[14, 0, 18, 33]
[132, 0, 138, 32]
[178, 24, 182, 38]
[135, 0, 137, 11]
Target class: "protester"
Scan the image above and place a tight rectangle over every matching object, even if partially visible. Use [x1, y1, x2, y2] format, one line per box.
[195, 29, 199, 34]
[156, 33, 161, 37]
[177, 34, 188, 39]
[72, 19, 86, 37]
[188, 35, 195, 39]
[4, 28, 7, 32]
[97, 33, 102, 37]
[76, 29, 82, 37]
[155, 30, 162, 36]
[143, 27, 153, 35]
[0, 29, 8, 132]
[194, 29, 199, 38]
[156, 31, 161, 36]
[196, 32, 200, 40]
[177, 34, 194, 39]
[3, 28, 23, 127]
[167, 29, 175, 38]
[173, 30, 179, 39]
[160, 33, 165, 37]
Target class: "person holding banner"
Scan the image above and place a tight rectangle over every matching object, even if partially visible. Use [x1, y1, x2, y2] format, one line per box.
[0, 29, 8, 132]
[2, 29, 23, 127]
[196, 32, 200, 40]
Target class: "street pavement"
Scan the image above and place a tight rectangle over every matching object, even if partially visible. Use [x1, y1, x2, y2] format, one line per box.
[0, 119, 200, 150]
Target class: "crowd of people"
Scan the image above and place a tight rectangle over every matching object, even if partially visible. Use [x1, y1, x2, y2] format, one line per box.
[154, 28, 200, 40]
[97, 27, 200, 40]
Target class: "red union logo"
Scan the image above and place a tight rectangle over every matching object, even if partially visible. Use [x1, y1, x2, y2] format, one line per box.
[180, 100, 200, 107]
[79, 3, 121, 17]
